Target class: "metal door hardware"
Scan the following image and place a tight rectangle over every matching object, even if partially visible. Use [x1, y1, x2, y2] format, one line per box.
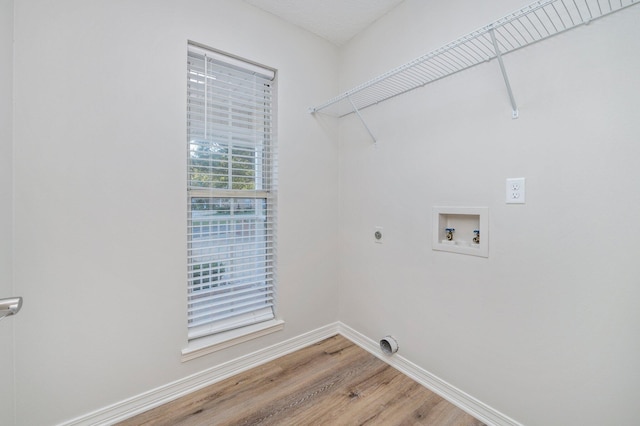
[0, 297, 23, 321]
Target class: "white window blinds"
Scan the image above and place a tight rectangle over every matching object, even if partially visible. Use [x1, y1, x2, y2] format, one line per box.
[187, 43, 277, 340]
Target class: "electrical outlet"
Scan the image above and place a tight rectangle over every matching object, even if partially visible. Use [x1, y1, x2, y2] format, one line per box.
[374, 226, 383, 244]
[506, 178, 525, 204]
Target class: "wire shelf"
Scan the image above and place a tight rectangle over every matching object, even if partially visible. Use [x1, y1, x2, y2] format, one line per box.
[309, 0, 639, 118]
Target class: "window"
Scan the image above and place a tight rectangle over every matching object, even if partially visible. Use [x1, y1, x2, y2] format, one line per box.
[186, 43, 276, 341]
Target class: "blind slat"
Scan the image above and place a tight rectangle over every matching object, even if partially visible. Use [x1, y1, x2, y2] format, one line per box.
[189, 292, 275, 318]
[188, 307, 275, 338]
[188, 280, 275, 299]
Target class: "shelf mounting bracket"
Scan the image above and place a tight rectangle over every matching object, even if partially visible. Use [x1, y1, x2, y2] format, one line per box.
[347, 96, 377, 144]
[489, 28, 519, 119]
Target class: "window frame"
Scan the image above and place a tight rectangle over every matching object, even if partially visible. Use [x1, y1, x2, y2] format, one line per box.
[185, 42, 279, 348]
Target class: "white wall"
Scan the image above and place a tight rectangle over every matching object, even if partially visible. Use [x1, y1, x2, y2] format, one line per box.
[0, 0, 15, 423]
[338, 1, 640, 425]
[12, 1, 339, 424]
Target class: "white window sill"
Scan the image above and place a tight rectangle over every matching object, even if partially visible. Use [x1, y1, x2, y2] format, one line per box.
[181, 319, 285, 362]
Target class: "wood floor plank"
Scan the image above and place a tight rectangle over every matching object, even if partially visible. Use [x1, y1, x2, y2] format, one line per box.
[117, 335, 486, 426]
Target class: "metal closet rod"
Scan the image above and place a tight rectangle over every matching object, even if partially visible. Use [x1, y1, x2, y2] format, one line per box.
[309, 0, 638, 120]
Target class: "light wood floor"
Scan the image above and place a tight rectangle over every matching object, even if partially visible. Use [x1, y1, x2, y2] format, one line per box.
[118, 335, 486, 425]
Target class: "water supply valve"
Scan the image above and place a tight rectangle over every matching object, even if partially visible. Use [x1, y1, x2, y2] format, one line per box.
[445, 228, 455, 241]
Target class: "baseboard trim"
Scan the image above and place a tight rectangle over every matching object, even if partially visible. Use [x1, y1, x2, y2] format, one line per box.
[337, 322, 522, 426]
[61, 321, 520, 426]
[60, 322, 340, 426]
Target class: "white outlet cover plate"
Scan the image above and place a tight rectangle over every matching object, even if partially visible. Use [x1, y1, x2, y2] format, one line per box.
[506, 178, 525, 204]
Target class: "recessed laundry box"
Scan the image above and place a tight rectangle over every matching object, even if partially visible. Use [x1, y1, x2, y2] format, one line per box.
[432, 207, 488, 257]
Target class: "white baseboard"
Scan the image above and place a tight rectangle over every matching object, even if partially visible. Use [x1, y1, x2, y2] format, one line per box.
[60, 322, 340, 426]
[337, 322, 522, 426]
[61, 321, 520, 426]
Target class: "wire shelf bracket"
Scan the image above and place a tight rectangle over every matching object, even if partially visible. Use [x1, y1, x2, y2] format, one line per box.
[489, 27, 519, 119]
[347, 96, 377, 144]
[309, 0, 639, 134]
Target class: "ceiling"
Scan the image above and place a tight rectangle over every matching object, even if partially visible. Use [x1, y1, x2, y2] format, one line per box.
[243, 0, 406, 46]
